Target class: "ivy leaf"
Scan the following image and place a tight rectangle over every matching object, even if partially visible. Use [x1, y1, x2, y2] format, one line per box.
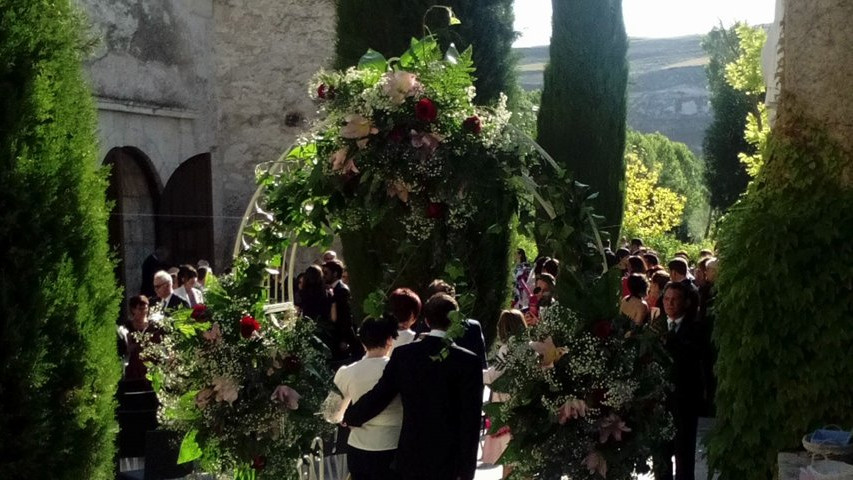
[362, 289, 386, 319]
[177, 428, 203, 464]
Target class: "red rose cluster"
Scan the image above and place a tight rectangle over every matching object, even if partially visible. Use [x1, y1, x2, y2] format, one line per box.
[190, 304, 207, 321]
[415, 98, 438, 123]
[463, 115, 481, 134]
[240, 315, 261, 338]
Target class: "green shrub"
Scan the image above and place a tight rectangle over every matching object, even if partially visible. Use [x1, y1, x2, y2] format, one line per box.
[706, 117, 853, 479]
[0, 1, 121, 478]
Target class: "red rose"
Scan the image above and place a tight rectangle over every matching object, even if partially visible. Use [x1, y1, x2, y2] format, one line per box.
[426, 202, 444, 219]
[462, 115, 482, 134]
[252, 455, 266, 471]
[415, 98, 438, 123]
[592, 319, 614, 339]
[190, 304, 207, 321]
[240, 315, 261, 338]
[317, 83, 335, 100]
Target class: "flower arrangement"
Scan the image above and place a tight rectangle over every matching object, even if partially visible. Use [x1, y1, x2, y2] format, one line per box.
[139, 274, 334, 480]
[486, 301, 673, 479]
[259, 35, 538, 324]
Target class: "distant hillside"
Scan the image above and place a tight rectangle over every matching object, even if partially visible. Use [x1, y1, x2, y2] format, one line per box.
[515, 35, 710, 154]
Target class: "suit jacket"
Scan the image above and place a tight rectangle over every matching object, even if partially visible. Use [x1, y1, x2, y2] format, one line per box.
[331, 281, 363, 360]
[663, 316, 703, 414]
[160, 294, 189, 313]
[344, 335, 483, 480]
[457, 318, 488, 369]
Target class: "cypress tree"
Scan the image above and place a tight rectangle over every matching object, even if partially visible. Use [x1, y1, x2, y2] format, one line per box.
[0, 1, 121, 478]
[333, 0, 518, 105]
[536, 0, 628, 240]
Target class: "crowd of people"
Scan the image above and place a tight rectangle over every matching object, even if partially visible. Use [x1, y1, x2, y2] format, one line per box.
[117, 240, 719, 480]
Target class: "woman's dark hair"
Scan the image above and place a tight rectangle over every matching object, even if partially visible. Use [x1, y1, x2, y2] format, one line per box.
[626, 273, 649, 298]
[627, 255, 647, 274]
[426, 279, 455, 297]
[177, 264, 198, 284]
[615, 248, 630, 262]
[358, 316, 398, 349]
[650, 271, 671, 290]
[388, 288, 422, 324]
[543, 258, 560, 277]
[128, 295, 149, 310]
[533, 256, 550, 275]
[516, 248, 527, 263]
[498, 309, 526, 343]
[302, 265, 325, 291]
[322, 259, 345, 280]
[642, 252, 660, 267]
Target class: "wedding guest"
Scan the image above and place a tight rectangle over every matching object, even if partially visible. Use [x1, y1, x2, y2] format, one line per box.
[152, 270, 189, 313]
[622, 256, 648, 296]
[389, 288, 421, 350]
[654, 282, 703, 480]
[526, 256, 550, 300]
[620, 273, 650, 329]
[174, 264, 204, 307]
[668, 258, 699, 318]
[296, 265, 335, 352]
[482, 310, 526, 478]
[197, 259, 212, 290]
[629, 237, 644, 255]
[527, 273, 556, 325]
[695, 257, 718, 416]
[511, 248, 532, 309]
[648, 271, 671, 319]
[643, 252, 661, 273]
[420, 280, 487, 369]
[324, 259, 363, 361]
[344, 294, 483, 480]
[328, 317, 402, 480]
[615, 248, 631, 273]
[118, 295, 162, 382]
[322, 250, 337, 263]
[167, 267, 180, 289]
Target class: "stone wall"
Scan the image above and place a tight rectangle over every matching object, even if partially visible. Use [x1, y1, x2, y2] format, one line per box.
[781, 0, 853, 154]
[212, 0, 336, 267]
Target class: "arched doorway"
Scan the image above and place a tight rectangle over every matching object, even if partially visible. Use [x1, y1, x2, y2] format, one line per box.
[158, 153, 215, 270]
[104, 147, 161, 305]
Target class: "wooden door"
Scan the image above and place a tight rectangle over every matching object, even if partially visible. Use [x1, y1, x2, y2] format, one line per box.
[157, 153, 214, 269]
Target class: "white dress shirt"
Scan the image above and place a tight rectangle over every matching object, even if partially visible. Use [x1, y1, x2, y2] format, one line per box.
[333, 357, 403, 451]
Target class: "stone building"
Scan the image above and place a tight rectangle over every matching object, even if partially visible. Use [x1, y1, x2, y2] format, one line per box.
[76, 0, 335, 297]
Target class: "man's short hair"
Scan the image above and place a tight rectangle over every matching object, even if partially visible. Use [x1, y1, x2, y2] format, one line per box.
[426, 279, 455, 297]
[323, 259, 345, 279]
[358, 316, 398, 349]
[197, 266, 209, 282]
[178, 264, 198, 284]
[153, 270, 172, 287]
[615, 248, 630, 261]
[668, 258, 689, 276]
[630, 238, 643, 248]
[663, 280, 691, 305]
[129, 295, 149, 310]
[536, 273, 556, 288]
[423, 293, 458, 330]
[699, 249, 714, 259]
[674, 251, 690, 260]
[627, 256, 647, 274]
[650, 271, 671, 290]
[388, 288, 422, 324]
[642, 252, 660, 267]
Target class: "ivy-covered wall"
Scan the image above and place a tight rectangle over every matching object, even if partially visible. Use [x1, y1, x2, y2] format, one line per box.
[706, 0, 853, 469]
[0, 1, 122, 478]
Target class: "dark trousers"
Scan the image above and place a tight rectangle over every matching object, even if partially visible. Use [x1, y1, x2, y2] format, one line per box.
[348, 446, 398, 480]
[655, 406, 698, 480]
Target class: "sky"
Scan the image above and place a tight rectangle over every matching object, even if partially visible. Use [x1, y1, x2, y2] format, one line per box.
[513, 0, 777, 47]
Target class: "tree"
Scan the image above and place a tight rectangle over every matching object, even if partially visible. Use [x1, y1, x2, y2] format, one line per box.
[702, 24, 755, 214]
[622, 151, 686, 238]
[0, 1, 121, 478]
[536, 0, 629, 240]
[625, 131, 709, 240]
[334, 0, 518, 105]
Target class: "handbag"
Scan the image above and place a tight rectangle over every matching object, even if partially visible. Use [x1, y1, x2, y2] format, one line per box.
[297, 437, 350, 480]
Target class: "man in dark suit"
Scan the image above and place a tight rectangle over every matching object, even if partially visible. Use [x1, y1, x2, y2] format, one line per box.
[323, 260, 363, 360]
[344, 294, 484, 480]
[152, 270, 189, 313]
[417, 279, 488, 368]
[655, 281, 703, 480]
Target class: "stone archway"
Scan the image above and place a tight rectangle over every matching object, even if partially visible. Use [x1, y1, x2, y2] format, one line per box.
[104, 146, 162, 305]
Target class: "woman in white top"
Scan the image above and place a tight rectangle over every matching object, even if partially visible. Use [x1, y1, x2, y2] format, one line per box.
[482, 309, 527, 478]
[327, 317, 402, 480]
[173, 264, 204, 306]
[388, 288, 421, 351]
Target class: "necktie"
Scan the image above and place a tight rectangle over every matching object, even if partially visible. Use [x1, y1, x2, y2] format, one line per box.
[188, 289, 196, 306]
[668, 320, 677, 332]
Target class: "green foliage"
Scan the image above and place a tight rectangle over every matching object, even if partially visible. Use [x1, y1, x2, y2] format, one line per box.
[624, 131, 709, 240]
[622, 152, 686, 239]
[702, 24, 756, 213]
[0, 1, 122, 478]
[334, 0, 518, 105]
[724, 24, 770, 178]
[637, 233, 714, 266]
[706, 118, 853, 479]
[536, 0, 629, 240]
